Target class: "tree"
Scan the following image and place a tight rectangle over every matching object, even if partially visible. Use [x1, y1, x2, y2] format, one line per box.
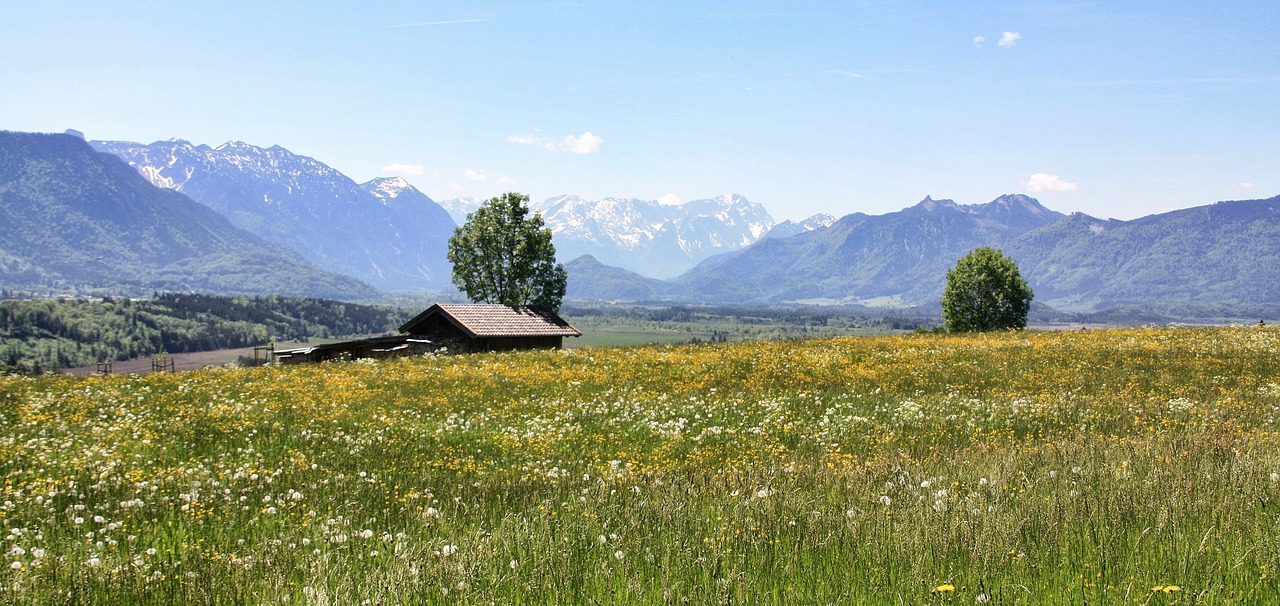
[447, 192, 568, 311]
[940, 247, 1033, 332]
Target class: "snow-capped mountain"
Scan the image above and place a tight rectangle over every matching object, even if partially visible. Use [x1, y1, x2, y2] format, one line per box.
[0, 131, 373, 299]
[765, 213, 837, 239]
[535, 194, 775, 278]
[435, 193, 776, 278]
[436, 197, 485, 225]
[91, 139, 457, 291]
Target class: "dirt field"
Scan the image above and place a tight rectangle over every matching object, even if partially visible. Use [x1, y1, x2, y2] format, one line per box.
[61, 342, 314, 376]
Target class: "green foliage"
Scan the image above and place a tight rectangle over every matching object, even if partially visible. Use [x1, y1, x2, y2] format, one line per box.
[941, 247, 1033, 332]
[447, 192, 568, 311]
[0, 293, 412, 373]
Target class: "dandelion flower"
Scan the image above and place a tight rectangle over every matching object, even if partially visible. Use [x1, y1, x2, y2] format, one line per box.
[9, 561, 21, 570]
[614, 550, 625, 560]
[932, 584, 956, 593]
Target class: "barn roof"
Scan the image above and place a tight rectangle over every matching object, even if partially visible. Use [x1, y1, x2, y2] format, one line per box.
[399, 304, 581, 338]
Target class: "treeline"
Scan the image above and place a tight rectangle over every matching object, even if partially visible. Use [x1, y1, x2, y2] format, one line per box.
[564, 304, 935, 332]
[1, 294, 414, 374]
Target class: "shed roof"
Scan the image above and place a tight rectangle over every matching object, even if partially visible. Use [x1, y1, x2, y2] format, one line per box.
[399, 304, 581, 338]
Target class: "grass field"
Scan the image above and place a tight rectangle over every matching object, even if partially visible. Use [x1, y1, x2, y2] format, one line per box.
[2, 326, 1279, 604]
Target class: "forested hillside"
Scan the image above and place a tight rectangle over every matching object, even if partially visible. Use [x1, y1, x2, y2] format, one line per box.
[0, 294, 413, 373]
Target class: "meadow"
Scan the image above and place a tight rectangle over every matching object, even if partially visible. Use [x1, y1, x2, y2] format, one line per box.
[1, 326, 1278, 604]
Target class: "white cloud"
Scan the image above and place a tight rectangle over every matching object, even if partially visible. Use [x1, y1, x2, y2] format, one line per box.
[504, 134, 538, 146]
[1024, 172, 1078, 193]
[657, 193, 682, 205]
[506, 131, 604, 154]
[973, 35, 986, 48]
[496, 176, 518, 186]
[381, 163, 425, 176]
[560, 131, 604, 154]
[1237, 182, 1256, 189]
[998, 32, 1022, 48]
[464, 169, 487, 181]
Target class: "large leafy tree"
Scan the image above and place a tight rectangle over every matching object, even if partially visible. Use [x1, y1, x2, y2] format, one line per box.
[941, 247, 1034, 332]
[447, 192, 568, 311]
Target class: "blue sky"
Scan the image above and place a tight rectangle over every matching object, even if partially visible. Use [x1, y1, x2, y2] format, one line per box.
[3, 1, 1277, 221]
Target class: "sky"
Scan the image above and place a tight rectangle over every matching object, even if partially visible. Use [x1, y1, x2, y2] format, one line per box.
[3, 1, 1278, 222]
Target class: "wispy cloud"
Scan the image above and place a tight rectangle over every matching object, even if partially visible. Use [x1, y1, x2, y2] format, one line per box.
[379, 18, 488, 28]
[496, 176, 518, 186]
[657, 193, 682, 205]
[825, 69, 869, 79]
[998, 32, 1022, 48]
[1071, 76, 1275, 87]
[464, 169, 487, 181]
[1236, 182, 1255, 189]
[506, 131, 604, 154]
[1024, 172, 1077, 193]
[973, 35, 986, 48]
[382, 163, 425, 176]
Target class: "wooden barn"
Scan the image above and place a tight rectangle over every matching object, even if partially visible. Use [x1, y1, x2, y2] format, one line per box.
[399, 303, 581, 353]
[273, 303, 580, 363]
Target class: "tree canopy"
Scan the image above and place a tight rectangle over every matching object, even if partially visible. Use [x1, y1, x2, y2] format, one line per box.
[940, 247, 1034, 332]
[447, 193, 568, 311]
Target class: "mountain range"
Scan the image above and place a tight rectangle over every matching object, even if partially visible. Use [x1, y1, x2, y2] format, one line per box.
[569, 193, 1280, 315]
[439, 194, 787, 278]
[4, 129, 1277, 318]
[90, 139, 457, 291]
[0, 131, 372, 298]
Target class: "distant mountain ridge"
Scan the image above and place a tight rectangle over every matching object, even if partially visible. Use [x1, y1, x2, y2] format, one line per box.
[673, 194, 1063, 303]
[91, 139, 457, 291]
[0, 131, 373, 298]
[568, 193, 1280, 316]
[1005, 197, 1280, 311]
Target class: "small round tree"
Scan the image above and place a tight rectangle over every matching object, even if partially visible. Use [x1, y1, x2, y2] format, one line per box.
[940, 247, 1033, 332]
[447, 192, 568, 311]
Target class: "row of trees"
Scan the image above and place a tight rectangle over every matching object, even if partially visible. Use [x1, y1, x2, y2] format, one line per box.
[1, 294, 411, 373]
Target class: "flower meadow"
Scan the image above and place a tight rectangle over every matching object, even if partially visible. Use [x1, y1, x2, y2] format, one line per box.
[2, 326, 1279, 604]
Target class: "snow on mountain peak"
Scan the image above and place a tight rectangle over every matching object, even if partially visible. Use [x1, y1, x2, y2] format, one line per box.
[364, 176, 414, 202]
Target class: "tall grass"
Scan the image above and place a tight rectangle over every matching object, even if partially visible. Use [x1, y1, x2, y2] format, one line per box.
[1, 326, 1278, 603]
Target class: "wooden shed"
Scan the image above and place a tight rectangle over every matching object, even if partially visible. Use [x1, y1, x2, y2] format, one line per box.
[272, 335, 436, 364]
[399, 303, 581, 353]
